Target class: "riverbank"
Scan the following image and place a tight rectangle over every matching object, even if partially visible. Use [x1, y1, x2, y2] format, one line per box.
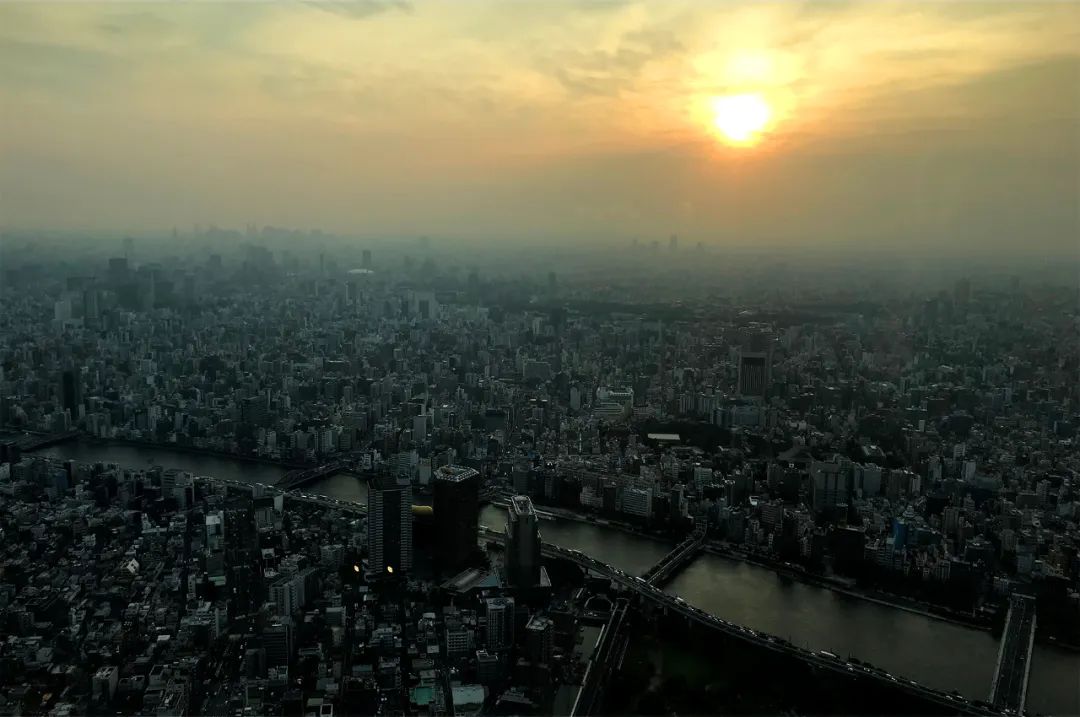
[497, 499, 675, 547]
[77, 436, 308, 470]
[521, 499, 1010, 638]
[703, 544, 995, 631]
[523, 498, 1000, 635]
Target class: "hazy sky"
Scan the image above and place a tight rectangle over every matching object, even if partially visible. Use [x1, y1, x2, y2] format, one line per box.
[2, 1, 1078, 255]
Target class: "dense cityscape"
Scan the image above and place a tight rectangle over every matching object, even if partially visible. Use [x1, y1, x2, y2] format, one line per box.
[5, 0, 1079, 711]
[0, 232, 1077, 716]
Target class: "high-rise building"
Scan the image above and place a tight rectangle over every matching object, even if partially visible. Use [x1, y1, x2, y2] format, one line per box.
[93, 666, 119, 702]
[737, 351, 769, 397]
[525, 614, 554, 664]
[240, 395, 270, 427]
[108, 257, 129, 285]
[205, 510, 225, 552]
[269, 567, 317, 616]
[476, 649, 501, 685]
[367, 475, 413, 576]
[433, 465, 480, 574]
[263, 621, 293, 669]
[60, 368, 82, 417]
[505, 495, 541, 588]
[484, 596, 515, 651]
[621, 487, 652, 518]
[512, 462, 530, 494]
[811, 460, 846, 512]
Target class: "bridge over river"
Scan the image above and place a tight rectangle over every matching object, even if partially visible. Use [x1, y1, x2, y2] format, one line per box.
[990, 594, 1037, 714]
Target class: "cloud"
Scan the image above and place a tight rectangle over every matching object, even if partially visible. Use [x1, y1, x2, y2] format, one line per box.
[0, 0, 1077, 251]
[305, 1, 412, 20]
[543, 27, 687, 97]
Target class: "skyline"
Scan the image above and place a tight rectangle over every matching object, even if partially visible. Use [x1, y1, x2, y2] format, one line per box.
[1, 1, 1078, 256]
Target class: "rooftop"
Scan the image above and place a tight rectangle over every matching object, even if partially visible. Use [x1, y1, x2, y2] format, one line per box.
[510, 495, 536, 516]
[433, 465, 479, 482]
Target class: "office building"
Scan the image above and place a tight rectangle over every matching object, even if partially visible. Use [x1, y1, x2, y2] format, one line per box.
[263, 621, 293, 669]
[269, 567, 317, 616]
[737, 351, 769, 397]
[60, 368, 81, 417]
[811, 460, 846, 512]
[505, 495, 541, 588]
[525, 614, 554, 664]
[432, 465, 480, 574]
[476, 650, 501, 685]
[108, 257, 129, 284]
[93, 666, 119, 702]
[446, 626, 473, 659]
[205, 511, 225, 552]
[367, 475, 413, 576]
[485, 596, 515, 651]
[621, 487, 652, 518]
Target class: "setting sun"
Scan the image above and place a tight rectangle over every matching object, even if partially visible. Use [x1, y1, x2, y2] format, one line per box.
[712, 93, 772, 146]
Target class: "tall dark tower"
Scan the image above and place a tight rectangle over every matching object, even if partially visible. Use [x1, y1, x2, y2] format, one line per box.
[60, 368, 82, 417]
[432, 465, 480, 574]
[505, 495, 541, 588]
[737, 352, 769, 397]
[367, 475, 413, 577]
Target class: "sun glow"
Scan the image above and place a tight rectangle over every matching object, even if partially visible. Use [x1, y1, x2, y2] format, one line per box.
[711, 93, 772, 146]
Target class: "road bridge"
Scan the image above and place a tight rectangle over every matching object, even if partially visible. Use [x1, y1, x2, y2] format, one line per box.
[569, 598, 630, 717]
[7, 429, 81, 453]
[275, 461, 347, 490]
[476, 526, 1002, 717]
[990, 593, 1037, 714]
[641, 530, 705, 587]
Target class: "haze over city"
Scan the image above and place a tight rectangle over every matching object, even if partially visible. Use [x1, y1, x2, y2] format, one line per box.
[2, 3, 1080, 717]
[2, 1, 1078, 258]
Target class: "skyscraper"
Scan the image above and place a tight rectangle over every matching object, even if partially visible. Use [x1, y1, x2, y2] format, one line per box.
[525, 614, 554, 664]
[367, 475, 413, 576]
[484, 596, 515, 651]
[108, 257, 128, 285]
[432, 465, 480, 574]
[263, 621, 293, 669]
[60, 368, 82, 417]
[505, 495, 541, 588]
[737, 351, 769, 398]
[811, 460, 846, 512]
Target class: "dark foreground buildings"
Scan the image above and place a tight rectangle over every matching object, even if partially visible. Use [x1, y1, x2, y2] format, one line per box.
[367, 475, 413, 576]
[432, 464, 480, 574]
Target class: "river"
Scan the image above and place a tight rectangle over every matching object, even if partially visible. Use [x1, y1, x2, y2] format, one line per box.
[31, 441, 1080, 714]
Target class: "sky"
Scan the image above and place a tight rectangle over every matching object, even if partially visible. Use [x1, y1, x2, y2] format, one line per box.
[1, 1, 1078, 256]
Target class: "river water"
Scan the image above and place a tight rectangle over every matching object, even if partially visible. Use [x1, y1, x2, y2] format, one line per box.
[32, 441, 1079, 714]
